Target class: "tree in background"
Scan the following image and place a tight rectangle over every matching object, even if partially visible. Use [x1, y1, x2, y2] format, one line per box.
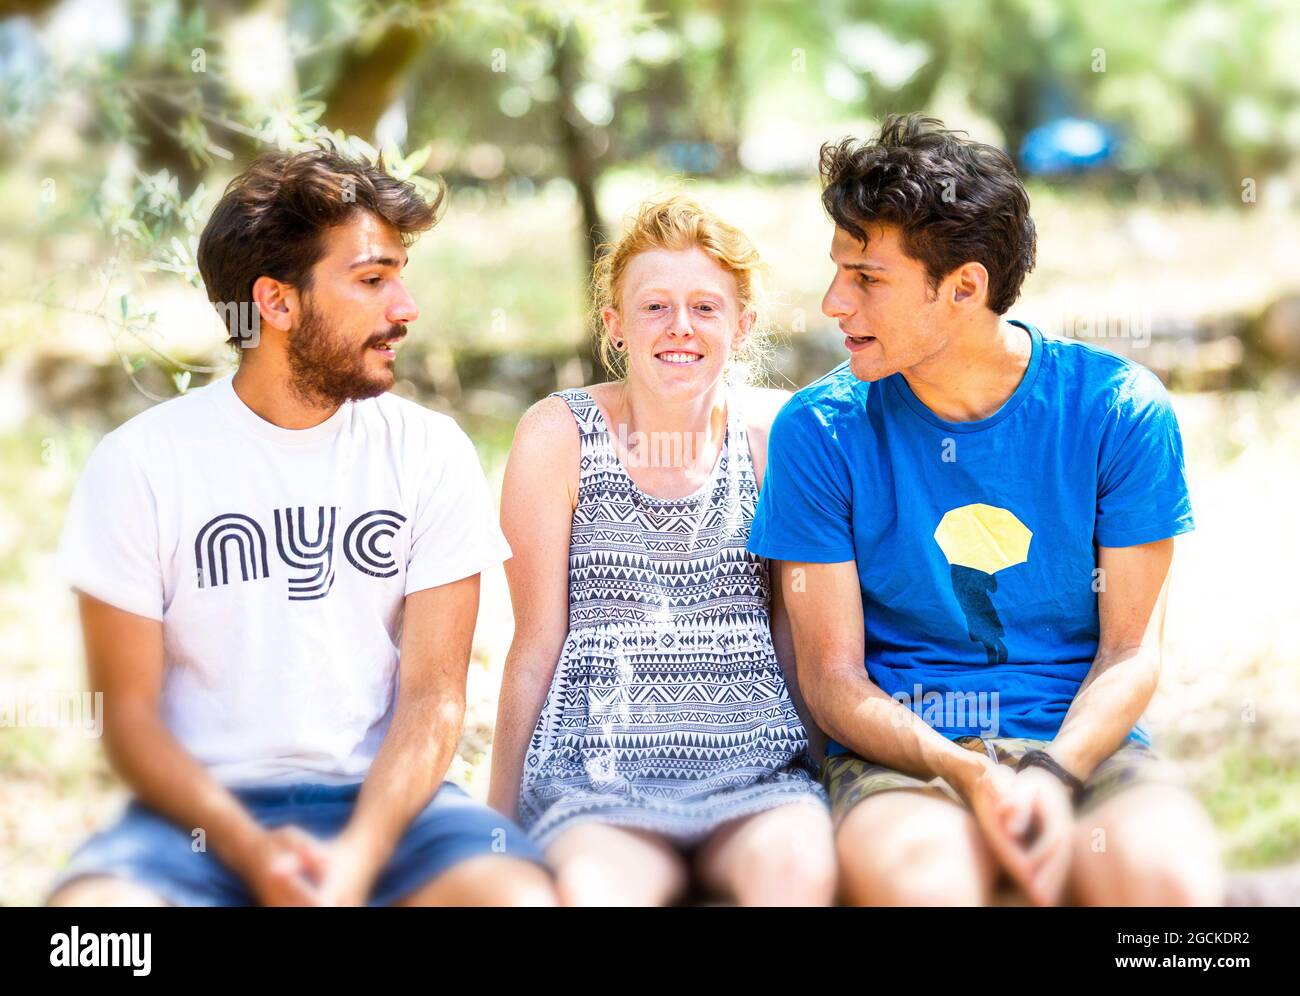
[2, 0, 1297, 394]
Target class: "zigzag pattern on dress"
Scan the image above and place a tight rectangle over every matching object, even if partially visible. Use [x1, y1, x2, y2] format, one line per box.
[518, 387, 826, 847]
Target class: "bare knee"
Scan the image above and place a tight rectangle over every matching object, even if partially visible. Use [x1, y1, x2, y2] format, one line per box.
[547, 824, 688, 907]
[462, 859, 558, 907]
[47, 876, 170, 907]
[836, 793, 994, 906]
[737, 838, 836, 907]
[1073, 787, 1224, 907]
[711, 804, 837, 907]
[399, 856, 558, 907]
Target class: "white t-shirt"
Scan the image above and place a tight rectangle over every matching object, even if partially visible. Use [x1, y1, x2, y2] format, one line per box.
[58, 376, 512, 787]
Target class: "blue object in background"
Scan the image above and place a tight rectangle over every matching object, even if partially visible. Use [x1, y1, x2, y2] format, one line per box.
[660, 141, 722, 175]
[1020, 118, 1115, 175]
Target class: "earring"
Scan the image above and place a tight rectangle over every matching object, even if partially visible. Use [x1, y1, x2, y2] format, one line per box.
[612, 338, 624, 350]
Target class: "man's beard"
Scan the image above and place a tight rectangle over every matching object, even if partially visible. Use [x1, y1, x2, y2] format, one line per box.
[285, 302, 399, 407]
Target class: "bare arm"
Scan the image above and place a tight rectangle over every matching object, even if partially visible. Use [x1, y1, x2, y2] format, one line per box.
[1049, 538, 1174, 780]
[340, 576, 480, 880]
[776, 560, 992, 796]
[769, 577, 828, 762]
[76, 593, 317, 904]
[744, 388, 827, 761]
[487, 397, 579, 818]
[780, 560, 1083, 902]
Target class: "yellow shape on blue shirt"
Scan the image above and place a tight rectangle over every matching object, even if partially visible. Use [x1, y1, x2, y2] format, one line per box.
[933, 503, 1033, 575]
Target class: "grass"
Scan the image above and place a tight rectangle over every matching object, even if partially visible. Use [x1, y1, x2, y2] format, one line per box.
[1204, 746, 1300, 870]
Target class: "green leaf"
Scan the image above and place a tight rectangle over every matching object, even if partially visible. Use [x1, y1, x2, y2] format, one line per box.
[402, 144, 432, 176]
[346, 134, 379, 163]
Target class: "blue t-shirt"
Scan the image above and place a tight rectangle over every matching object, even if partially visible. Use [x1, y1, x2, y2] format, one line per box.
[748, 321, 1194, 755]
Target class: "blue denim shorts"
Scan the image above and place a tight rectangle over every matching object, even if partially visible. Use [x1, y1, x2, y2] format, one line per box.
[48, 781, 545, 906]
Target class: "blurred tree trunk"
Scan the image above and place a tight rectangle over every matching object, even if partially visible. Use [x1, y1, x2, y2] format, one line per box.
[320, 22, 429, 140]
[711, 0, 744, 174]
[1189, 90, 1248, 199]
[7, 0, 61, 17]
[552, 26, 609, 381]
[122, 0, 264, 191]
[1001, 74, 1038, 171]
[128, 0, 205, 190]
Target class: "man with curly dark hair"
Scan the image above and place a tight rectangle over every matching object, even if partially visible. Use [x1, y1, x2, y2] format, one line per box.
[750, 115, 1222, 906]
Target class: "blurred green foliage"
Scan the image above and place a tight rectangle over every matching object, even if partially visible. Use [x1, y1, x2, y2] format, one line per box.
[2, 0, 1297, 382]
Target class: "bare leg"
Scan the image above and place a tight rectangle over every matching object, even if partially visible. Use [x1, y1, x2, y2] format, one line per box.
[835, 790, 998, 906]
[545, 822, 689, 907]
[47, 875, 170, 907]
[695, 802, 835, 906]
[395, 855, 558, 907]
[1070, 784, 1224, 906]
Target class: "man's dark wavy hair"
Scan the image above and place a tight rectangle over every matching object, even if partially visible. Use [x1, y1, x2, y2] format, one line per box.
[820, 114, 1036, 315]
[198, 140, 443, 348]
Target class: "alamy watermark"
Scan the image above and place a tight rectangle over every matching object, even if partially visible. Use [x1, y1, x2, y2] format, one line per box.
[214, 300, 261, 348]
[891, 684, 1000, 738]
[1058, 305, 1151, 348]
[612, 424, 714, 469]
[0, 690, 103, 738]
[50, 928, 150, 975]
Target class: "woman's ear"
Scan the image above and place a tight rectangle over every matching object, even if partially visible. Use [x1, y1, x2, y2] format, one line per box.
[732, 307, 756, 352]
[601, 306, 623, 346]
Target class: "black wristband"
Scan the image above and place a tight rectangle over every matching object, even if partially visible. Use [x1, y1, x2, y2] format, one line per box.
[1015, 749, 1086, 803]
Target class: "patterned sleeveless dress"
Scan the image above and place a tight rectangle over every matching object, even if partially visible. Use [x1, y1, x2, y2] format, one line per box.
[517, 387, 826, 848]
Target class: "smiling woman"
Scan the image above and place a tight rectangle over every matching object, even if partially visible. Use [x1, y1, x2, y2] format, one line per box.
[589, 194, 773, 384]
[489, 194, 835, 907]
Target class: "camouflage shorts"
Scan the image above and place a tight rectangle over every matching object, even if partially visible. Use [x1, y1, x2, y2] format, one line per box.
[821, 736, 1185, 828]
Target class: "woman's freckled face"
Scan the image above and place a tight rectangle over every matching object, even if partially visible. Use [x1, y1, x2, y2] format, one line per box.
[608, 247, 749, 396]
